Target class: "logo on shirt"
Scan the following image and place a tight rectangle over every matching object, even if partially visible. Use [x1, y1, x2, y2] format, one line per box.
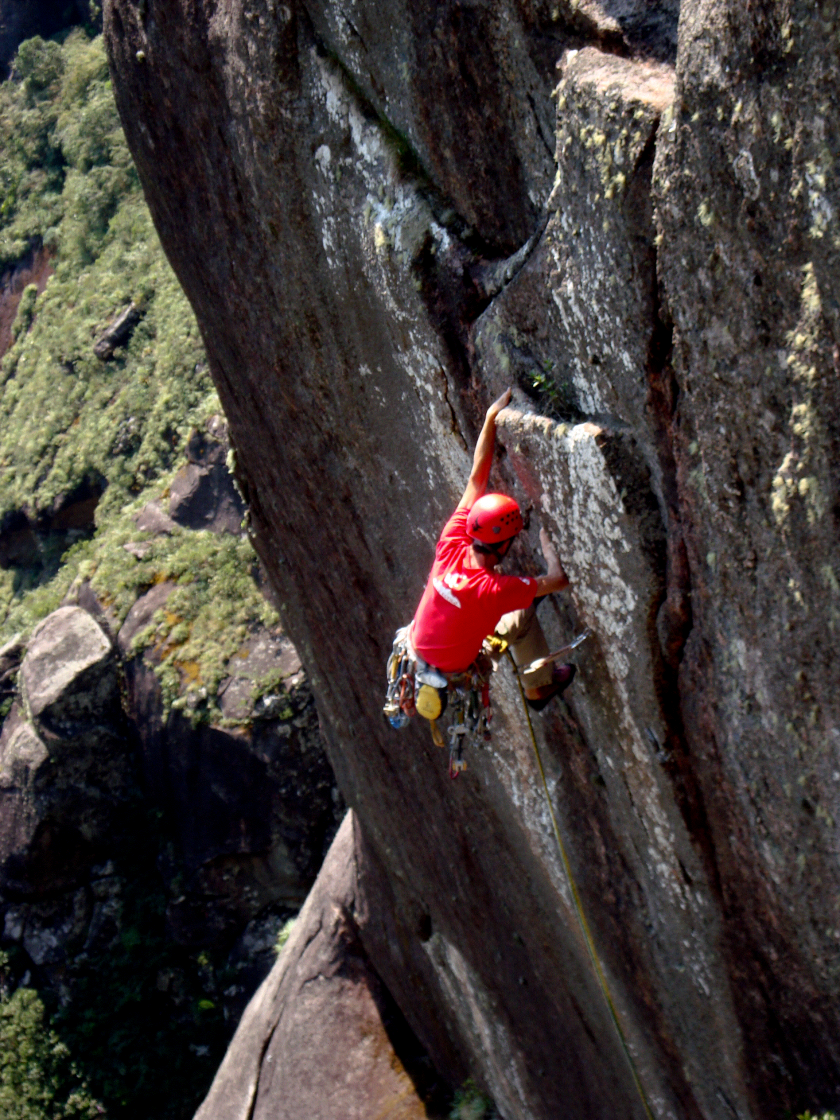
[443, 572, 468, 591]
[433, 577, 462, 608]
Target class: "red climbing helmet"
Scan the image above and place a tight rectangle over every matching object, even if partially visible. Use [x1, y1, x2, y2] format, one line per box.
[468, 493, 524, 545]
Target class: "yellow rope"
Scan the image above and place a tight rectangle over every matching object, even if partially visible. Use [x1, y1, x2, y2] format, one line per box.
[508, 651, 656, 1120]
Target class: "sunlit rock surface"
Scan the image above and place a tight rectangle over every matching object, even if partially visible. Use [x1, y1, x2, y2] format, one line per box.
[197, 811, 448, 1120]
[103, 0, 840, 1116]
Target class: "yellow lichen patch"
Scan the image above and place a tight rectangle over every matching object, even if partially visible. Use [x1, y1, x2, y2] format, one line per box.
[771, 264, 832, 529]
[821, 565, 840, 596]
[175, 659, 202, 685]
[771, 452, 797, 523]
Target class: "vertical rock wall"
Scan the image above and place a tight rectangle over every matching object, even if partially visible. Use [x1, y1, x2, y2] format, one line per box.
[102, 0, 840, 1117]
[654, 1, 840, 1106]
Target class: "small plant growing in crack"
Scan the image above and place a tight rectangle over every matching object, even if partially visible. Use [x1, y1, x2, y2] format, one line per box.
[520, 362, 582, 424]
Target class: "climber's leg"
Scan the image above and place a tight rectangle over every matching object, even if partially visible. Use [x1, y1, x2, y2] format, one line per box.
[495, 604, 553, 691]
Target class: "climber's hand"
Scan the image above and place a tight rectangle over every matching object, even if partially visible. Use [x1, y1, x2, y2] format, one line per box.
[486, 387, 512, 422]
[539, 528, 557, 564]
[536, 528, 569, 595]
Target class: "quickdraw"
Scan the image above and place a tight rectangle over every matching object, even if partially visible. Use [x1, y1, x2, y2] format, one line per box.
[384, 626, 494, 778]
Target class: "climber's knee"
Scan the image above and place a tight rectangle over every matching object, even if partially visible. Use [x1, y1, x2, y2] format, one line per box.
[496, 605, 553, 689]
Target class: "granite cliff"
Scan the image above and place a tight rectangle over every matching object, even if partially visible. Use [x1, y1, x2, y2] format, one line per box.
[102, 1, 840, 1117]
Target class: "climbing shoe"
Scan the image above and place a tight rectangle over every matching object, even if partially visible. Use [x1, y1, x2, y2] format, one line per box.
[525, 664, 576, 711]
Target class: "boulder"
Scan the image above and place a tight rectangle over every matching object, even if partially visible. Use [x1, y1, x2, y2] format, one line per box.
[0, 632, 23, 705]
[168, 418, 245, 535]
[132, 498, 177, 535]
[22, 605, 117, 736]
[92, 301, 141, 360]
[0, 704, 49, 885]
[0, 607, 134, 897]
[118, 582, 339, 949]
[195, 811, 448, 1120]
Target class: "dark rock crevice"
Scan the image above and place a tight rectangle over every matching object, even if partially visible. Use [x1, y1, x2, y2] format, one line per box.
[632, 202, 719, 894]
[0, 242, 54, 360]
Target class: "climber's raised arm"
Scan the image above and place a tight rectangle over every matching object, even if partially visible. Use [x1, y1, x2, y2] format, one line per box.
[534, 527, 569, 596]
[458, 387, 512, 510]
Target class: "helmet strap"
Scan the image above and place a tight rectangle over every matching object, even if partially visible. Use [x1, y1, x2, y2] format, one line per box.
[472, 537, 515, 562]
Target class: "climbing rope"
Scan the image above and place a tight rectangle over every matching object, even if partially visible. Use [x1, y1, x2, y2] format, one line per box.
[507, 650, 656, 1120]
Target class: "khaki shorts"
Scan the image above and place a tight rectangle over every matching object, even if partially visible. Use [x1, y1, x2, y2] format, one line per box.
[494, 602, 553, 689]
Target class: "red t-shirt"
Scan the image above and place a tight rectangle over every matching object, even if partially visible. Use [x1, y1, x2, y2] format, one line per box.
[410, 507, 538, 672]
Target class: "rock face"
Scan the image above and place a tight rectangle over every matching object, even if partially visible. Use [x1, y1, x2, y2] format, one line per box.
[117, 581, 338, 949]
[0, 592, 338, 1010]
[2, 606, 133, 897]
[168, 417, 246, 535]
[0, 244, 53, 359]
[196, 811, 448, 1120]
[103, 0, 840, 1117]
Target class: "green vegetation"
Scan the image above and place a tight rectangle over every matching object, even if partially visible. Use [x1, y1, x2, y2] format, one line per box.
[1, 507, 280, 724]
[522, 362, 580, 424]
[0, 954, 104, 1120]
[273, 917, 297, 955]
[449, 1078, 494, 1120]
[0, 31, 280, 722]
[0, 29, 283, 1120]
[0, 30, 218, 608]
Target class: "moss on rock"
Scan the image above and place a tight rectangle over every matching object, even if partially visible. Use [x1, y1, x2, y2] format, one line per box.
[0, 31, 279, 727]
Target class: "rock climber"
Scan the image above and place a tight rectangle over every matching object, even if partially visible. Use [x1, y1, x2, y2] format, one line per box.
[409, 388, 575, 710]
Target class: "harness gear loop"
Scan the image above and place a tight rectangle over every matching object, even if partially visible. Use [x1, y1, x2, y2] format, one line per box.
[384, 627, 493, 774]
[507, 650, 656, 1120]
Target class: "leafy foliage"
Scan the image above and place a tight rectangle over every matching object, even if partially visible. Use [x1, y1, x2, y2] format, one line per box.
[0, 31, 217, 532]
[0, 25, 291, 726]
[0, 30, 279, 719]
[273, 917, 297, 955]
[0, 29, 282, 1120]
[0, 955, 105, 1120]
[449, 1078, 494, 1120]
[520, 361, 581, 424]
[0, 33, 131, 269]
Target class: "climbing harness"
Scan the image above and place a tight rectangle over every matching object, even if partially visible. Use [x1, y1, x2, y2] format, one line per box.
[507, 649, 656, 1120]
[384, 626, 494, 778]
